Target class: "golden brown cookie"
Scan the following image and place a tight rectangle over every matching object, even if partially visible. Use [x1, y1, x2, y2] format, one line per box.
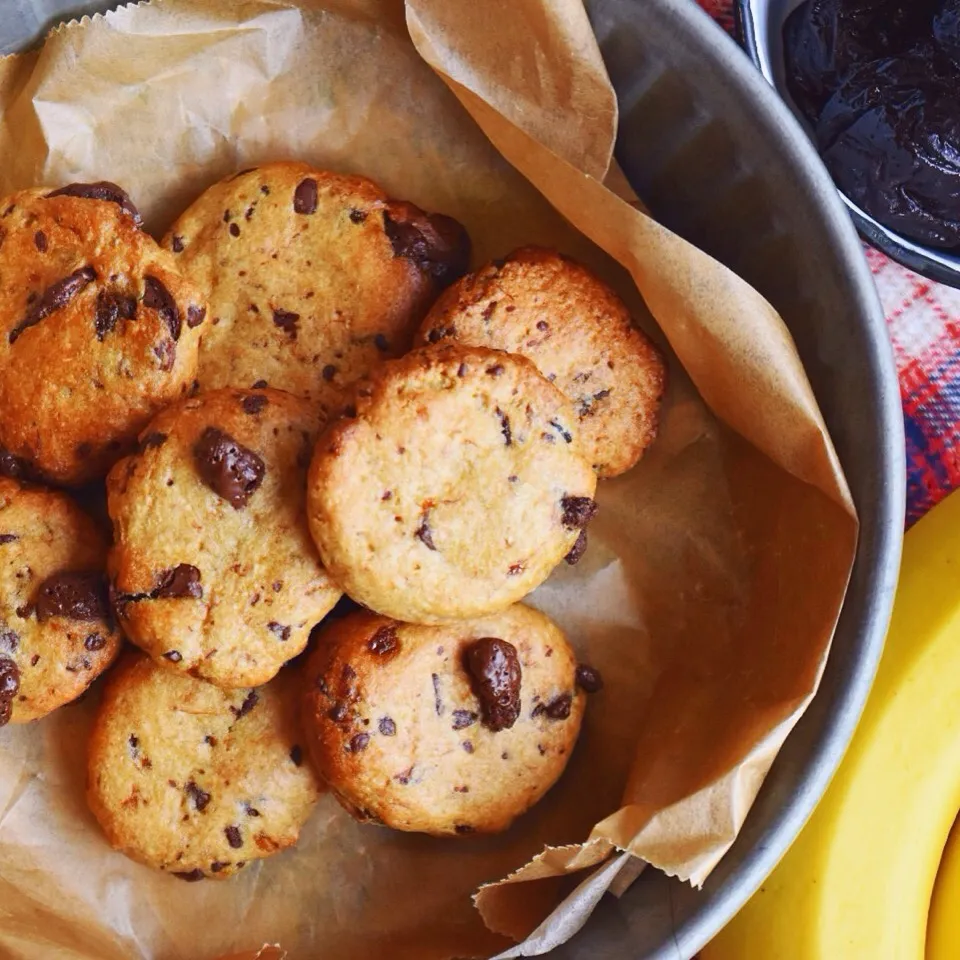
[302, 605, 592, 836]
[0, 477, 122, 724]
[306, 344, 598, 624]
[107, 388, 342, 689]
[417, 247, 666, 477]
[163, 161, 470, 409]
[0, 183, 206, 485]
[87, 652, 320, 880]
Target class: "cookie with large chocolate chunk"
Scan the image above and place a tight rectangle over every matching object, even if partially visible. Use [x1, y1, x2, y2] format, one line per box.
[0, 477, 121, 723]
[306, 344, 597, 624]
[0, 184, 206, 484]
[107, 388, 342, 688]
[87, 652, 320, 879]
[418, 247, 666, 477]
[302, 604, 587, 836]
[163, 162, 470, 410]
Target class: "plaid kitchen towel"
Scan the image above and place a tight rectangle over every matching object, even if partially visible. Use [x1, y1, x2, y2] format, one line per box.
[699, 0, 960, 527]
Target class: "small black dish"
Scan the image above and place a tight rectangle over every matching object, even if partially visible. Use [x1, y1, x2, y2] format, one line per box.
[736, 0, 960, 288]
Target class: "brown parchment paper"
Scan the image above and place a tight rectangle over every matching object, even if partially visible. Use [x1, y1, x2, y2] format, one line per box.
[0, 1, 858, 957]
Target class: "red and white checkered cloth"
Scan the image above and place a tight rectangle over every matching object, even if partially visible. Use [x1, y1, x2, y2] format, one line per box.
[700, 0, 960, 525]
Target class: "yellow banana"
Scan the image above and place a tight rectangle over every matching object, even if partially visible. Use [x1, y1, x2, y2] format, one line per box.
[704, 488, 960, 959]
[928, 816, 960, 958]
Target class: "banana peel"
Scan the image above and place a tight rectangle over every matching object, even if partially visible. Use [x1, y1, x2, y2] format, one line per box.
[704, 487, 960, 959]
[928, 815, 960, 959]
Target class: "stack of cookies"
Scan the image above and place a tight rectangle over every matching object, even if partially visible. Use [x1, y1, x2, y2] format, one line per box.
[0, 162, 665, 881]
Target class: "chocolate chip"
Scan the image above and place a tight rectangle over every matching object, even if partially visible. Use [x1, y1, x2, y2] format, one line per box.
[464, 637, 522, 732]
[549, 420, 573, 443]
[93, 289, 137, 341]
[0, 534, 18, 544]
[415, 511, 436, 551]
[290, 745, 303, 767]
[536, 320, 549, 331]
[231, 690, 259, 720]
[252, 379, 268, 389]
[10, 266, 97, 344]
[223, 210, 232, 222]
[245, 805, 259, 816]
[452, 709, 478, 730]
[346, 732, 370, 754]
[368, 625, 399, 655]
[293, 178, 318, 214]
[507, 562, 524, 576]
[462, 740, 474, 753]
[560, 496, 598, 530]
[564, 529, 588, 565]
[577, 389, 612, 418]
[0, 656, 20, 727]
[378, 717, 396, 736]
[204, 735, 217, 746]
[186, 305, 206, 328]
[229, 223, 241, 238]
[47, 181, 142, 225]
[29, 654, 39, 666]
[457, 362, 468, 377]
[240, 395, 268, 417]
[193, 427, 265, 509]
[143, 276, 182, 341]
[382, 205, 471, 288]
[538, 744, 546, 756]
[394, 766, 414, 785]
[349, 208, 366, 223]
[185, 780, 211, 811]
[495, 408, 512, 446]
[322, 364, 337, 382]
[576, 664, 604, 693]
[33, 230, 47, 252]
[174, 869, 205, 882]
[426, 325, 455, 344]
[154, 564, 203, 599]
[163, 651, 182, 663]
[454, 824, 475, 834]
[171, 235, 185, 253]
[225, 825, 243, 849]
[84, 633, 107, 651]
[210, 861, 228, 873]
[329, 701, 348, 722]
[486, 363, 504, 377]
[268, 621, 291, 641]
[272, 309, 299, 338]
[545, 693, 573, 720]
[140, 432, 168, 452]
[35, 572, 107, 622]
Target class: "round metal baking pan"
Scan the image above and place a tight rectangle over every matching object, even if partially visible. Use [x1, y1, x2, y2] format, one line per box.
[736, 0, 960, 289]
[2, 1, 905, 957]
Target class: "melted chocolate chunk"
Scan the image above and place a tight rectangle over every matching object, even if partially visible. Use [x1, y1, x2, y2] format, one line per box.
[84, 633, 107, 651]
[155, 564, 203, 600]
[0, 656, 19, 727]
[186, 305, 206, 328]
[241, 394, 267, 415]
[174, 869, 205, 882]
[35, 572, 107, 622]
[95, 289, 137, 340]
[464, 637, 521, 732]
[575, 664, 604, 693]
[293, 178, 319, 214]
[231, 690, 259, 720]
[224, 825, 243, 849]
[0, 534, 18, 544]
[564, 528, 588, 565]
[185, 780, 211, 811]
[193, 427, 265, 509]
[10, 266, 97, 344]
[47, 181, 142, 225]
[368, 625, 399, 655]
[143, 276, 182, 340]
[545, 693, 573, 720]
[272, 309, 300, 338]
[560, 496, 598, 530]
[382, 204, 471, 288]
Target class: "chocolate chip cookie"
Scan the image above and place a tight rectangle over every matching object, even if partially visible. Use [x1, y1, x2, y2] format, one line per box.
[306, 344, 598, 624]
[163, 162, 470, 410]
[87, 652, 320, 879]
[302, 604, 590, 836]
[107, 388, 342, 689]
[418, 247, 666, 477]
[0, 477, 122, 724]
[0, 183, 207, 485]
